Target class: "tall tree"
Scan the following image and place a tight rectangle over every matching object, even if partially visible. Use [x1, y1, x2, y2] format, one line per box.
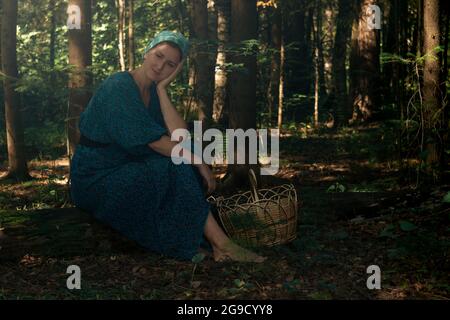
[284, 0, 312, 104]
[188, 0, 216, 124]
[117, 0, 126, 71]
[48, 0, 58, 112]
[49, 0, 57, 72]
[224, 0, 258, 187]
[331, 0, 353, 127]
[128, 0, 135, 71]
[67, 0, 93, 158]
[313, 0, 326, 97]
[266, 1, 282, 128]
[277, 30, 285, 130]
[422, 0, 442, 170]
[349, 0, 381, 122]
[212, 0, 230, 124]
[1, 0, 30, 181]
[383, 0, 408, 114]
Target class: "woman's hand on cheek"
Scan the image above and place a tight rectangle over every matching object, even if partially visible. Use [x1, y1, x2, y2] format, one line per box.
[156, 59, 185, 90]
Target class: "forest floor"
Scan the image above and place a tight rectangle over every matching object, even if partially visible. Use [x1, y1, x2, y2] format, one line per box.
[0, 123, 449, 300]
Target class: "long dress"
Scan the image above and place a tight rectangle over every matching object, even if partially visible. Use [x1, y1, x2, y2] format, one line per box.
[69, 71, 211, 260]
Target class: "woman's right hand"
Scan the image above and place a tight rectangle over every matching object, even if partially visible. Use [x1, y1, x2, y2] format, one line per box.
[196, 163, 216, 195]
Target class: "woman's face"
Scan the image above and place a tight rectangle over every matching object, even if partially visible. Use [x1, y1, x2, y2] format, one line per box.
[143, 43, 181, 83]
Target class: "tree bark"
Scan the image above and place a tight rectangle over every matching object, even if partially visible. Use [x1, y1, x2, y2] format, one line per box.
[117, 0, 126, 71]
[267, 4, 281, 128]
[212, 0, 230, 124]
[277, 35, 285, 130]
[1, 0, 30, 181]
[349, 0, 381, 123]
[315, 0, 326, 97]
[49, 0, 57, 110]
[284, 0, 312, 100]
[67, 0, 93, 159]
[187, 0, 216, 124]
[331, 0, 353, 127]
[422, 0, 441, 169]
[49, 0, 57, 71]
[224, 0, 258, 188]
[128, 0, 135, 71]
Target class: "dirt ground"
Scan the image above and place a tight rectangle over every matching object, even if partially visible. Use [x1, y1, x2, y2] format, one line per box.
[0, 124, 449, 299]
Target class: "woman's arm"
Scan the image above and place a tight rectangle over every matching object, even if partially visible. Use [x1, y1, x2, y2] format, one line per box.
[156, 86, 188, 138]
[149, 135, 201, 164]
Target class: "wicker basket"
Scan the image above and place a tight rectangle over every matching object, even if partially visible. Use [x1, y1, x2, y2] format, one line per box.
[208, 169, 298, 247]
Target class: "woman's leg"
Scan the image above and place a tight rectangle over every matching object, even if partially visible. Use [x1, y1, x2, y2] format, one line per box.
[203, 211, 266, 263]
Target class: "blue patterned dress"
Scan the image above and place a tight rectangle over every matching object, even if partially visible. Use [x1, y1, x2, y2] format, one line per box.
[70, 71, 211, 260]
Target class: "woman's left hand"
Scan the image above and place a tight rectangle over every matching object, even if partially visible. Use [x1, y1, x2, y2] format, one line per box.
[156, 59, 185, 90]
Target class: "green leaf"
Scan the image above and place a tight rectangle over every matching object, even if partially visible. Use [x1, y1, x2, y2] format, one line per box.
[191, 253, 205, 264]
[442, 192, 450, 203]
[399, 220, 418, 232]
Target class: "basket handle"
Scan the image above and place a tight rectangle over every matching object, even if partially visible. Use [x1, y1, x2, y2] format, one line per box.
[248, 168, 259, 202]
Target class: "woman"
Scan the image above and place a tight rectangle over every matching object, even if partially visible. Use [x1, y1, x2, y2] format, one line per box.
[70, 31, 265, 263]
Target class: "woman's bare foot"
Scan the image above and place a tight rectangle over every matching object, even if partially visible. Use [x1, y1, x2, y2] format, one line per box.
[213, 239, 266, 263]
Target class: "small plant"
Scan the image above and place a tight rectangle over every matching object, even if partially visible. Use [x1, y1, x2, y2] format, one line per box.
[190, 253, 205, 285]
[326, 182, 346, 193]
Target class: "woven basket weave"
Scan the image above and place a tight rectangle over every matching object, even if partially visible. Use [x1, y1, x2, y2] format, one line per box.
[208, 169, 298, 247]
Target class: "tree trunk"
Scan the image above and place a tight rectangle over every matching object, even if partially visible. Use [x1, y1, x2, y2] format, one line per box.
[322, 3, 335, 96]
[442, 1, 449, 174]
[267, 4, 281, 128]
[349, 0, 381, 123]
[212, 0, 230, 124]
[128, 0, 135, 71]
[312, 0, 324, 127]
[117, 0, 126, 71]
[331, 0, 353, 127]
[422, 0, 441, 169]
[49, 0, 56, 71]
[224, 0, 258, 188]
[284, 0, 312, 101]
[314, 45, 320, 128]
[277, 35, 285, 130]
[49, 0, 57, 112]
[383, 0, 398, 104]
[1, 0, 30, 181]
[187, 0, 216, 125]
[315, 0, 326, 97]
[67, 0, 93, 159]
[417, 0, 423, 57]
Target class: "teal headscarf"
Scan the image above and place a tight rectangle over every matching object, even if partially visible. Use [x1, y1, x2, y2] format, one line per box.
[144, 30, 189, 59]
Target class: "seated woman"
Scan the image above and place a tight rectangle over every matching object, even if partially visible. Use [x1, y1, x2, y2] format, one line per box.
[70, 31, 265, 263]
